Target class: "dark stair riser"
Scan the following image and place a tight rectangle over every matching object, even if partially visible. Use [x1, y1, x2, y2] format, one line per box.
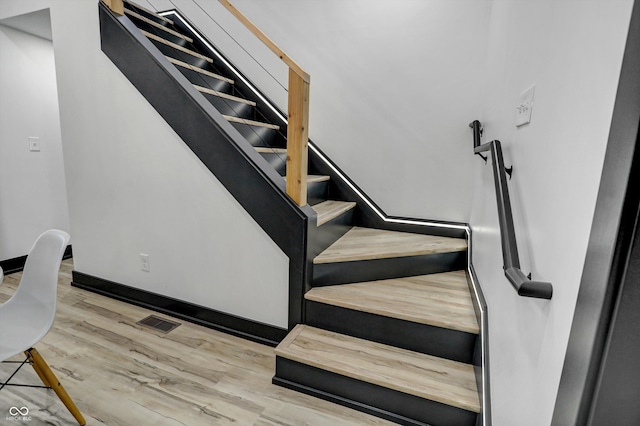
[313, 251, 467, 287]
[124, 4, 172, 27]
[146, 40, 231, 84]
[308, 181, 329, 206]
[175, 67, 234, 94]
[306, 300, 477, 364]
[274, 358, 478, 426]
[126, 17, 189, 48]
[229, 121, 287, 148]
[310, 208, 354, 253]
[259, 151, 287, 175]
[200, 93, 255, 119]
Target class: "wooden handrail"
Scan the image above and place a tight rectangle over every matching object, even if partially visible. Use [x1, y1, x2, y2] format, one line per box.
[219, 0, 310, 206]
[218, 0, 310, 83]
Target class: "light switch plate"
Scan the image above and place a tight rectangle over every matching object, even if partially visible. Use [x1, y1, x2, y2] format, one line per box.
[516, 85, 535, 127]
[28, 136, 40, 152]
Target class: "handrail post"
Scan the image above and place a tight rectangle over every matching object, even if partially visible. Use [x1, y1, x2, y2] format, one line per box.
[218, 0, 310, 207]
[103, 0, 124, 15]
[286, 69, 309, 206]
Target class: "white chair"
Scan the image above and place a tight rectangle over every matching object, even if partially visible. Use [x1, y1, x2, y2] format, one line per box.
[0, 229, 85, 425]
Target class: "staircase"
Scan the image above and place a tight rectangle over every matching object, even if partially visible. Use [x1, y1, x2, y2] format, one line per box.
[103, 2, 485, 425]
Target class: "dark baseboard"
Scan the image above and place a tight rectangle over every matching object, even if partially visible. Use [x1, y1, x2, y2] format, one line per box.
[71, 270, 287, 347]
[1, 245, 72, 275]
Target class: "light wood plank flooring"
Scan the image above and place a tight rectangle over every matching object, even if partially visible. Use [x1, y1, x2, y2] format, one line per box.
[0, 260, 394, 425]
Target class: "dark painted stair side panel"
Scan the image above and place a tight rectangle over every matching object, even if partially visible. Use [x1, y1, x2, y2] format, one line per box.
[99, 4, 316, 326]
[305, 300, 477, 364]
[274, 358, 478, 426]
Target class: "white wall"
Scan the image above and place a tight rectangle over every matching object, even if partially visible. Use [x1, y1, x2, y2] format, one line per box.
[470, 1, 634, 425]
[1, 0, 635, 422]
[0, 0, 290, 328]
[0, 20, 70, 260]
[145, 0, 492, 223]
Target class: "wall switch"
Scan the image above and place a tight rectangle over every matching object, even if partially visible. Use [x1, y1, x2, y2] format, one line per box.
[28, 137, 40, 152]
[140, 253, 150, 272]
[516, 85, 535, 127]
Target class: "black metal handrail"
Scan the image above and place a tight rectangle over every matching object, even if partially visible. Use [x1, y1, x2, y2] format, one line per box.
[470, 120, 553, 299]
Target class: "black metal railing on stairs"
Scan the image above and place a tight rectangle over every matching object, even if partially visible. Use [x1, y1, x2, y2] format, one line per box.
[470, 120, 553, 299]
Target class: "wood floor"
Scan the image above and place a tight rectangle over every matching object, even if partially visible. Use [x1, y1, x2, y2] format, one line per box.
[0, 260, 394, 425]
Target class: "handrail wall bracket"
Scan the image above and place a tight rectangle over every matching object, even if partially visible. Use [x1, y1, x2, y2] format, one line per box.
[470, 120, 553, 300]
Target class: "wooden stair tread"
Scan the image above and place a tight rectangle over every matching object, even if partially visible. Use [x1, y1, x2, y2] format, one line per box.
[167, 57, 234, 84]
[194, 85, 256, 106]
[141, 30, 213, 63]
[276, 325, 480, 413]
[223, 115, 280, 130]
[311, 200, 356, 226]
[124, 9, 192, 42]
[283, 175, 330, 184]
[305, 271, 479, 334]
[124, 0, 174, 25]
[255, 147, 287, 154]
[314, 226, 467, 264]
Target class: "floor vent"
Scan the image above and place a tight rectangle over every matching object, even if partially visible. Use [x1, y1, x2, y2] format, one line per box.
[137, 315, 181, 333]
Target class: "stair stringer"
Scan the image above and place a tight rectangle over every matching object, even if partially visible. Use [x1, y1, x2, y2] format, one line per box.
[99, 3, 315, 329]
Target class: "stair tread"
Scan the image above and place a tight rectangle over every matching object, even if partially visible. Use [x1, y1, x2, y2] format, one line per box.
[142, 30, 213, 63]
[305, 271, 479, 334]
[314, 226, 467, 264]
[311, 200, 357, 226]
[284, 175, 329, 184]
[124, 9, 193, 42]
[255, 147, 287, 154]
[194, 85, 256, 106]
[276, 325, 480, 413]
[223, 115, 280, 130]
[124, 0, 174, 25]
[166, 57, 234, 84]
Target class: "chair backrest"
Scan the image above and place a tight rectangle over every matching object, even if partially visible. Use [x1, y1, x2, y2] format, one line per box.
[0, 230, 70, 361]
[10, 229, 70, 331]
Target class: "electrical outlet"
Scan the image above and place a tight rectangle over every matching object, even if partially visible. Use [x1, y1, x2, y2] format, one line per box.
[140, 253, 150, 272]
[516, 85, 535, 127]
[28, 136, 40, 152]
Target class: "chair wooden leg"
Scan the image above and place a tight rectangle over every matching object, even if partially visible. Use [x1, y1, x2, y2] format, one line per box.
[25, 348, 86, 426]
[28, 356, 51, 388]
